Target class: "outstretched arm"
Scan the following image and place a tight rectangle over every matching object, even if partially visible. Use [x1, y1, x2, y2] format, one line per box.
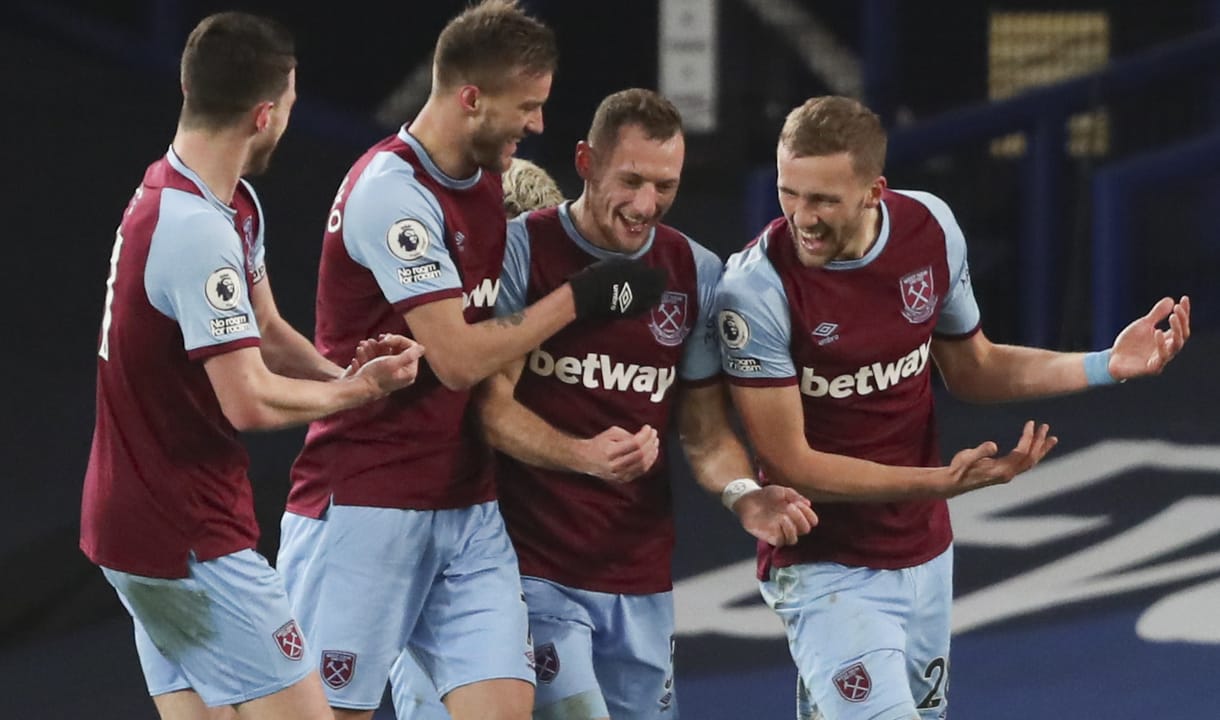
[676, 382, 816, 546]
[729, 383, 1057, 502]
[933, 296, 1190, 403]
[475, 357, 659, 482]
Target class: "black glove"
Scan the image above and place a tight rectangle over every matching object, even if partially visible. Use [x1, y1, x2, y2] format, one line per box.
[568, 257, 668, 320]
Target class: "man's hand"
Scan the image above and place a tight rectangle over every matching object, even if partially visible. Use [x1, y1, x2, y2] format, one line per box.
[578, 425, 660, 484]
[1109, 296, 1191, 380]
[568, 258, 668, 320]
[939, 420, 1057, 498]
[349, 338, 425, 395]
[733, 485, 818, 546]
[343, 333, 418, 378]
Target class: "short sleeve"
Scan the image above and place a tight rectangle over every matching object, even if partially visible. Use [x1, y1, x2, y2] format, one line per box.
[146, 190, 261, 358]
[678, 238, 725, 382]
[342, 158, 462, 311]
[713, 244, 796, 383]
[495, 214, 532, 317]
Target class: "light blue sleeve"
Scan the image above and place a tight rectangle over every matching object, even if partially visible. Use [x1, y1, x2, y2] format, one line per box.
[342, 157, 460, 306]
[898, 190, 982, 336]
[146, 190, 261, 352]
[713, 243, 796, 380]
[678, 237, 725, 382]
[239, 178, 268, 283]
[495, 214, 532, 317]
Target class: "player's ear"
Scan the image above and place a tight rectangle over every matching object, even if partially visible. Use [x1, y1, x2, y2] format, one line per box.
[574, 140, 594, 180]
[864, 175, 887, 208]
[253, 101, 274, 133]
[458, 85, 481, 115]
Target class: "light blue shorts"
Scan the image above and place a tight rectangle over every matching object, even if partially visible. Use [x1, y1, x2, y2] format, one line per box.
[278, 501, 534, 710]
[388, 651, 451, 720]
[102, 550, 312, 707]
[524, 577, 677, 720]
[760, 546, 953, 720]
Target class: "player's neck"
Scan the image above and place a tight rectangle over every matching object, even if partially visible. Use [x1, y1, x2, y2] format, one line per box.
[841, 205, 882, 260]
[171, 129, 246, 205]
[568, 195, 618, 253]
[408, 103, 478, 180]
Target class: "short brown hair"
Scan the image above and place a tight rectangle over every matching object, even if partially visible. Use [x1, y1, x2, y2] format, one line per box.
[434, 0, 557, 93]
[179, 12, 296, 130]
[502, 158, 564, 217]
[779, 96, 887, 178]
[587, 88, 684, 154]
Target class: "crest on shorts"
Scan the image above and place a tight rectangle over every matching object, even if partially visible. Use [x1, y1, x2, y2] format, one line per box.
[833, 662, 872, 702]
[534, 642, 560, 684]
[649, 291, 691, 346]
[899, 267, 938, 324]
[322, 650, 357, 689]
[272, 620, 304, 661]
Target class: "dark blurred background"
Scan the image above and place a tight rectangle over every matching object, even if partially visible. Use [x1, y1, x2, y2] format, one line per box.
[4, 1, 1219, 717]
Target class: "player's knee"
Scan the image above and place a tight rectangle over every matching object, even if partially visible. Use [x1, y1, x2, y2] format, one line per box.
[533, 690, 607, 720]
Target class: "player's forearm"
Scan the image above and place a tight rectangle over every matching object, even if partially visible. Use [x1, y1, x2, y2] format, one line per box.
[681, 426, 755, 496]
[259, 317, 343, 380]
[760, 445, 946, 502]
[225, 369, 381, 432]
[942, 344, 1089, 403]
[479, 395, 588, 473]
[426, 288, 576, 390]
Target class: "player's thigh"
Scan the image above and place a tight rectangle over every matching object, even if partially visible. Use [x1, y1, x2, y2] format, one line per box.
[103, 551, 313, 708]
[593, 591, 677, 720]
[905, 546, 953, 719]
[760, 562, 917, 720]
[524, 578, 607, 720]
[304, 504, 438, 710]
[444, 677, 533, 720]
[388, 650, 450, 720]
[151, 689, 237, 720]
[233, 672, 331, 720]
[411, 503, 534, 701]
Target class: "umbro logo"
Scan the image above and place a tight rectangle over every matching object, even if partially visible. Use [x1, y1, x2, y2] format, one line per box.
[812, 322, 839, 345]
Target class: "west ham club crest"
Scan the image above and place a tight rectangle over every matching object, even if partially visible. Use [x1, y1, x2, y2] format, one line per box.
[273, 620, 304, 661]
[322, 650, 357, 689]
[899, 267, 938, 324]
[833, 662, 872, 702]
[649, 291, 691, 347]
[534, 642, 560, 684]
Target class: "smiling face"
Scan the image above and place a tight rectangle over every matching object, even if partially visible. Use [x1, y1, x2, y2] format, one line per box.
[776, 145, 885, 268]
[576, 123, 685, 253]
[468, 69, 551, 173]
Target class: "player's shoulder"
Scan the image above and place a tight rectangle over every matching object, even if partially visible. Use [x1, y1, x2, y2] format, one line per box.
[722, 232, 777, 287]
[157, 188, 236, 241]
[347, 151, 440, 219]
[887, 189, 959, 227]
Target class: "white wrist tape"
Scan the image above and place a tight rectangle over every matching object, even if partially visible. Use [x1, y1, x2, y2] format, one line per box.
[721, 478, 763, 510]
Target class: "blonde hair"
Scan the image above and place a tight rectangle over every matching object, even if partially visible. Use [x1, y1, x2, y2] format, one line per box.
[779, 96, 887, 179]
[502, 158, 564, 217]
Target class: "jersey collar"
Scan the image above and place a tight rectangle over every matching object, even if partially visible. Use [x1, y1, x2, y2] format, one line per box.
[165, 147, 237, 219]
[558, 201, 655, 260]
[398, 127, 482, 191]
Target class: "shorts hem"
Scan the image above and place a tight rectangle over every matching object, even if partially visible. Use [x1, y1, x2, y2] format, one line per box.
[147, 681, 194, 698]
[436, 671, 536, 698]
[197, 665, 314, 707]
